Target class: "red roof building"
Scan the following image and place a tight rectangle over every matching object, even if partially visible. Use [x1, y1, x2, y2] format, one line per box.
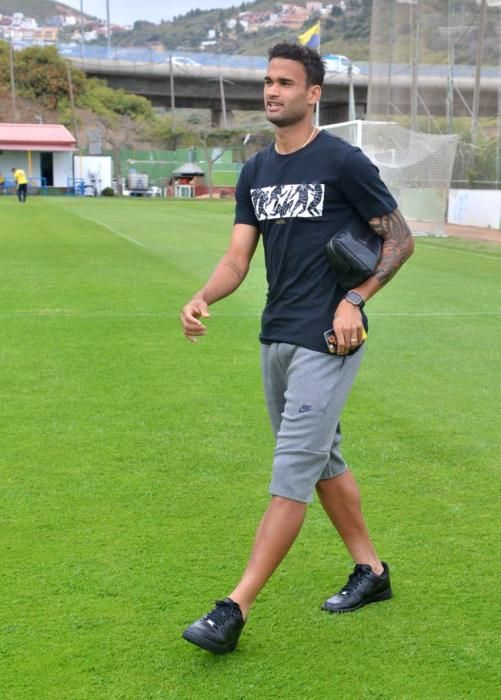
[0, 122, 77, 188]
[0, 123, 77, 152]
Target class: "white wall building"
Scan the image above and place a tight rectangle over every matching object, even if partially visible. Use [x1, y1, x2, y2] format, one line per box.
[0, 123, 77, 189]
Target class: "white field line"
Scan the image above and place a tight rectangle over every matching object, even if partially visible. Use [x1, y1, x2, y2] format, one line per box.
[90, 219, 146, 248]
[67, 210, 501, 262]
[68, 210, 147, 248]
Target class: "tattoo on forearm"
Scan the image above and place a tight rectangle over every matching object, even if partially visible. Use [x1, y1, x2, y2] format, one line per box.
[369, 209, 414, 285]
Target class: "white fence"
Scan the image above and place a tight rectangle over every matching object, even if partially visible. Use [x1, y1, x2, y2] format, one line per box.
[448, 190, 501, 229]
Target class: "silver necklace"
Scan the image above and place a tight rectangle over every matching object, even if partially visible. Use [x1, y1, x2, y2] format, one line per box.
[275, 127, 318, 155]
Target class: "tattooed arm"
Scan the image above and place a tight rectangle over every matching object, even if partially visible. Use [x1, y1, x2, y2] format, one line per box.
[368, 208, 414, 287]
[344, 207, 414, 301]
[332, 208, 414, 354]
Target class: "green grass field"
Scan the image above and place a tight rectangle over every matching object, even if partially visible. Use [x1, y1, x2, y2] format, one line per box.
[1, 197, 500, 699]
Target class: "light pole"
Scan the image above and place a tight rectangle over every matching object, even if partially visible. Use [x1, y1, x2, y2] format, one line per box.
[105, 0, 112, 59]
[446, 0, 455, 134]
[397, 0, 420, 131]
[471, 0, 488, 146]
[9, 37, 17, 122]
[79, 0, 84, 58]
[409, 0, 420, 132]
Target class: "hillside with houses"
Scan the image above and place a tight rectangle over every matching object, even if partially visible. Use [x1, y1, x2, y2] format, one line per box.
[1, 1, 371, 59]
[0, 0, 128, 48]
[2, 1, 496, 65]
[112, 1, 368, 58]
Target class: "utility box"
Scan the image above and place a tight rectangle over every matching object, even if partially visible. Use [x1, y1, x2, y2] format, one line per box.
[127, 173, 149, 191]
[73, 155, 112, 195]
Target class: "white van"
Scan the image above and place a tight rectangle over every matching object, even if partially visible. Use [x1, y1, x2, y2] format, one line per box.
[323, 54, 361, 74]
[171, 56, 200, 67]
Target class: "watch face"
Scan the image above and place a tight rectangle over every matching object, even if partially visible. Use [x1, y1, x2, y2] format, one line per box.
[346, 291, 364, 307]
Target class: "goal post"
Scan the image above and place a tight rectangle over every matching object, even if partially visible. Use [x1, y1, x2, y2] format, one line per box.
[322, 120, 458, 235]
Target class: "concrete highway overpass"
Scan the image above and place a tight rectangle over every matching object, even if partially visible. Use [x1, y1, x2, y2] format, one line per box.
[69, 58, 500, 127]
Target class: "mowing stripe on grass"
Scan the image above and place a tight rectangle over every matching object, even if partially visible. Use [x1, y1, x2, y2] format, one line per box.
[69, 210, 147, 248]
[1, 309, 500, 320]
[419, 239, 501, 260]
[1, 197, 499, 699]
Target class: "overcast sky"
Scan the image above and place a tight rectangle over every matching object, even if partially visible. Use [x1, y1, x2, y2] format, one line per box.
[63, 1, 241, 26]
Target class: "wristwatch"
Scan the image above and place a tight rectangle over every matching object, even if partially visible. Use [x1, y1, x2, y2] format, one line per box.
[344, 290, 365, 309]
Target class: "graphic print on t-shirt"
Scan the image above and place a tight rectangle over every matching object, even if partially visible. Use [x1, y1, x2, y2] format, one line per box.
[251, 183, 324, 221]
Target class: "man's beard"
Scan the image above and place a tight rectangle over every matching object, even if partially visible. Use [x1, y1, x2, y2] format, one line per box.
[266, 113, 300, 128]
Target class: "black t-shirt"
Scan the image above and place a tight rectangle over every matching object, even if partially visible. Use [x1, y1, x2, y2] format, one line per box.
[234, 130, 398, 354]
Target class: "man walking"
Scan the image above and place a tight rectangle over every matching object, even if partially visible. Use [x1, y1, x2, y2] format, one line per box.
[180, 42, 414, 655]
[12, 167, 28, 203]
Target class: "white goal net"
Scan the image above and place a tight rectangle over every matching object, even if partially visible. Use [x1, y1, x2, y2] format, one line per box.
[323, 120, 458, 235]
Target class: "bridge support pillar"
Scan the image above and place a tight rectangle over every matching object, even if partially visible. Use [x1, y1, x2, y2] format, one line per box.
[211, 108, 235, 128]
[319, 101, 366, 126]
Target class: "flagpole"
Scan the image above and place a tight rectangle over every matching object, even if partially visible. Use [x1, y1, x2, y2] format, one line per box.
[316, 20, 321, 127]
[297, 20, 322, 126]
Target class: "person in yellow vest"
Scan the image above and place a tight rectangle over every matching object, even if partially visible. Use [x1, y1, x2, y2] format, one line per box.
[11, 167, 28, 203]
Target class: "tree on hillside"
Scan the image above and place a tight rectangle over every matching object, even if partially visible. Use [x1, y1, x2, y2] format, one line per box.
[0, 42, 154, 120]
[77, 77, 153, 120]
[197, 128, 246, 198]
[196, 126, 275, 198]
[10, 46, 87, 110]
[90, 113, 148, 195]
[149, 115, 199, 151]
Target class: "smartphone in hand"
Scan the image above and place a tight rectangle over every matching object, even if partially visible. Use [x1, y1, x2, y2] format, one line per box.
[323, 328, 367, 355]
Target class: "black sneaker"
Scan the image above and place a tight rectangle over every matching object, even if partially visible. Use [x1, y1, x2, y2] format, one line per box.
[322, 562, 392, 613]
[182, 598, 245, 654]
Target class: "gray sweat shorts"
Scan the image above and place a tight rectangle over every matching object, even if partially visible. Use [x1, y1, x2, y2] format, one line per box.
[261, 342, 365, 504]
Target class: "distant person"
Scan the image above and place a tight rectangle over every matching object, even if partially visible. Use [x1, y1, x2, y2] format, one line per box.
[180, 42, 414, 655]
[12, 167, 28, 203]
[0, 171, 5, 195]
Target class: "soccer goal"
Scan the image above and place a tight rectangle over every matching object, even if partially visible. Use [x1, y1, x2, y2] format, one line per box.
[322, 120, 458, 236]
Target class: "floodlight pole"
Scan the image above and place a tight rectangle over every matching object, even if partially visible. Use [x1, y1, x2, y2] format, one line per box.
[9, 37, 17, 122]
[65, 61, 79, 147]
[385, 3, 396, 116]
[409, 0, 420, 132]
[105, 0, 112, 59]
[446, 0, 455, 133]
[471, 0, 487, 146]
[79, 0, 84, 58]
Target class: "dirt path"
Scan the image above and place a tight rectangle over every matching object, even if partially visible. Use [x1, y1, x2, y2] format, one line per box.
[411, 220, 501, 245]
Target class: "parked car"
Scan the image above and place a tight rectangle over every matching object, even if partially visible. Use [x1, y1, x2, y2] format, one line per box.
[323, 54, 361, 74]
[170, 56, 200, 67]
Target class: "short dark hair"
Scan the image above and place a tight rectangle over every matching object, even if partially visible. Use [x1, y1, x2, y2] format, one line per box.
[268, 42, 325, 87]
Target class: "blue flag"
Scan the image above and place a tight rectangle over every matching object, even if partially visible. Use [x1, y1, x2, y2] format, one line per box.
[297, 21, 320, 50]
